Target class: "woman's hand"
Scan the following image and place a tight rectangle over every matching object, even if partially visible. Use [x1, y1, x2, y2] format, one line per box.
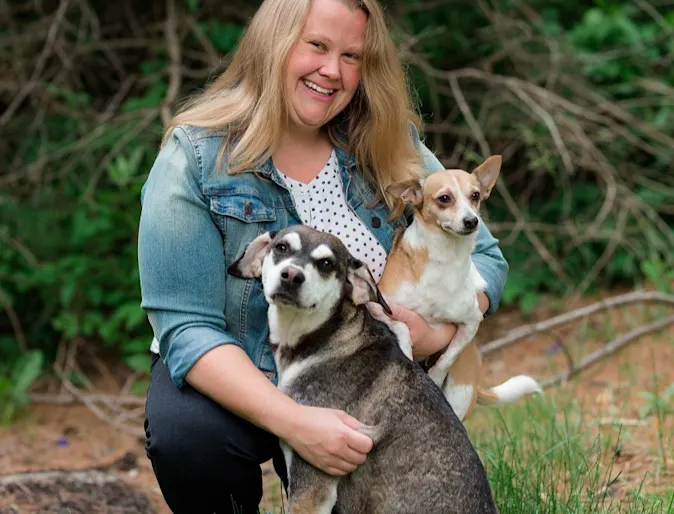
[282, 405, 374, 476]
[388, 304, 457, 359]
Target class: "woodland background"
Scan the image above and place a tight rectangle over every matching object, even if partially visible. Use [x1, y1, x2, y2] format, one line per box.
[0, 1, 673, 511]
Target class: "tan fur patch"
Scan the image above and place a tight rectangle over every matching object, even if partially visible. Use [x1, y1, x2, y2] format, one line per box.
[378, 232, 429, 295]
[447, 342, 482, 419]
[290, 487, 336, 514]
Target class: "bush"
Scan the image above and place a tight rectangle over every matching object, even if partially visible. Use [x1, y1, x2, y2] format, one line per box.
[0, 0, 671, 419]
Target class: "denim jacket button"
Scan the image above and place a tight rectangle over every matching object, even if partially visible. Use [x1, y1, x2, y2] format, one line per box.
[372, 216, 381, 228]
[244, 200, 253, 214]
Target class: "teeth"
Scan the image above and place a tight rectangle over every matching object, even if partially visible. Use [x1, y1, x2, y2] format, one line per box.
[303, 80, 333, 95]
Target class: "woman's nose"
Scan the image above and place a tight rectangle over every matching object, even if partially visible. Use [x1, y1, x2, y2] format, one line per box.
[319, 54, 340, 80]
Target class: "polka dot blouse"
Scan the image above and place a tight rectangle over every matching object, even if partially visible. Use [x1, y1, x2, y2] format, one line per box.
[277, 149, 388, 281]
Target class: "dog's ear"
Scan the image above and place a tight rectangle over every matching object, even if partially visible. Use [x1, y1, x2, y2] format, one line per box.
[227, 231, 277, 278]
[472, 156, 501, 199]
[347, 258, 392, 315]
[387, 179, 424, 206]
[386, 179, 423, 219]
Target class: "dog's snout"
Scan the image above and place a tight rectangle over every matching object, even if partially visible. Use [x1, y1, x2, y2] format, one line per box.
[281, 266, 305, 285]
[463, 216, 478, 230]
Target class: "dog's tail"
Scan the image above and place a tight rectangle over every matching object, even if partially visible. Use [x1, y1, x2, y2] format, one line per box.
[476, 375, 543, 407]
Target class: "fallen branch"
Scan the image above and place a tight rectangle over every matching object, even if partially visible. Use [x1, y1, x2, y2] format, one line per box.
[29, 392, 145, 407]
[481, 290, 674, 356]
[540, 314, 674, 388]
[60, 380, 144, 438]
[161, 0, 182, 127]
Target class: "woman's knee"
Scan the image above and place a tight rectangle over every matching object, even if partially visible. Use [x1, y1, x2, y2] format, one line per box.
[145, 360, 278, 469]
[144, 358, 280, 512]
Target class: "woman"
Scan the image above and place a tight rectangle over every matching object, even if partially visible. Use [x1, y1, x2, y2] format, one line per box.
[138, 0, 508, 512]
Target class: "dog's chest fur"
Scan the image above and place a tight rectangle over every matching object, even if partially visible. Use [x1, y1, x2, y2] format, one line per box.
[383, 222, 487, 324]
[269, 301, 366, 394]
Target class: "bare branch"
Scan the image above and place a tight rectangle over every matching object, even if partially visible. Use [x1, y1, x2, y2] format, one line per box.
[481, 290, 674, 356]
[540, 314, 674, 388]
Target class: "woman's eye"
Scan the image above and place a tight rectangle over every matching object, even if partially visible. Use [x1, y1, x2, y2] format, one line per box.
[437, 195, 452, 204]
[471, 191, 480, 201]
[275, 243, 288, 253]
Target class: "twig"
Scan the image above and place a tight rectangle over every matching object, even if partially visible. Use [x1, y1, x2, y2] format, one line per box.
[598, 417, 648, 427]
[540, 314, 674, 388]
[0, 286, 27, 352]
[0, 0, 70, 126]
[161, 0, 182, 127]
[573, 204, 629, 296]
[98, 74, 137, 123]
[61, 379, 144, 438]
[83, 108, 158, 202]
[29, 392, 145, 407]
[448, 74, 573, 289]
[481, 290, 674, 356]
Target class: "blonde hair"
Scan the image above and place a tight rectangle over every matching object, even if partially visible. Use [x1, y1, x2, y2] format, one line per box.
[165, 0, 424, 207]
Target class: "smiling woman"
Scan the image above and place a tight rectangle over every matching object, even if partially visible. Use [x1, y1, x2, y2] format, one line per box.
[138, 0, 509, 512]
[283, 1, 367, 138]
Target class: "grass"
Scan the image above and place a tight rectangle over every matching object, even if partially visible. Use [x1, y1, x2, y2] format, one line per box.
[261, 392, 674, 513]
[466, 394, 674, 514]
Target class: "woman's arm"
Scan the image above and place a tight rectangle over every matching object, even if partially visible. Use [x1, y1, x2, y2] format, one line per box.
[187, 345, 372, 476]
[138, 128, 371, 475]
[389, 292, 489, 359]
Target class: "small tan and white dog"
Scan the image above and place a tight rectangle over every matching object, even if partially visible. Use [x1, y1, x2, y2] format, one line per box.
[377, 156, 542, 421]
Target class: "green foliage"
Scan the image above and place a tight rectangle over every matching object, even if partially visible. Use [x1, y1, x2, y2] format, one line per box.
[0, 351, 43, 423]
[400, 0, 673, 305]
[0, 0, 672, 420]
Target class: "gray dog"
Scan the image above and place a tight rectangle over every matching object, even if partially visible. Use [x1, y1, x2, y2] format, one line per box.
[228, 225, 498, 514]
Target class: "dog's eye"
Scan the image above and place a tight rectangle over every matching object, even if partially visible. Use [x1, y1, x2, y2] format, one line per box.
[437, 194, 452, 204]
[275, 243, 288, 254]
[471, 191, 480, 201]
[317, 258, 334, 271]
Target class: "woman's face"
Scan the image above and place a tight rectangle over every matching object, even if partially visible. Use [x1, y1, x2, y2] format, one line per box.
[284, 0, 367, 137]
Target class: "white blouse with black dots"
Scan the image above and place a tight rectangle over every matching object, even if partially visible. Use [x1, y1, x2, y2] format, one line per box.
[277, 149, 388, 281]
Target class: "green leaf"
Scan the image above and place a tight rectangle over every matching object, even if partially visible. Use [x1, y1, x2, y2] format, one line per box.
[125, 353, 152, 373]
[52, 312, 80, 338]
[11, 350, 43, 397]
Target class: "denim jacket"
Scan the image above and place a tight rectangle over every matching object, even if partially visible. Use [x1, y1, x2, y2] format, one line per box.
[138, 125, 509, 388]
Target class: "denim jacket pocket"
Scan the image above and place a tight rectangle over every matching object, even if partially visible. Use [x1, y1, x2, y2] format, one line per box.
[209, 192, 278, 261]
[210, 193, 277, 224]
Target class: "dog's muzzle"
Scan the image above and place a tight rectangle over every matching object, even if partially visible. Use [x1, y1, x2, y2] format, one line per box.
[270, 265, 305, 307]
[440, 216, 479, 236]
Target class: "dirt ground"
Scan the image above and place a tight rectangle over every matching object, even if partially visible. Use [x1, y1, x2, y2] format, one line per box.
[1, 290, 672, 513]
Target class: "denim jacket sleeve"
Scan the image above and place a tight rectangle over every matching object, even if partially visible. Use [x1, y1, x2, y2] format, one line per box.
[416, 137, 509, 316]
[138, 128, 240, 387]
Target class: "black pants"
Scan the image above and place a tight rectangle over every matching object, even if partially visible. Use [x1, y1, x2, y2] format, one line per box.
[144, 354, 288, 514]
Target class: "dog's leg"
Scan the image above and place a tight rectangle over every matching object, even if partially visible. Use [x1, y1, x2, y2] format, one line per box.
[428, 321, 479, 387]
[366, 302, 413, 360]
[287, 456, 339, 514]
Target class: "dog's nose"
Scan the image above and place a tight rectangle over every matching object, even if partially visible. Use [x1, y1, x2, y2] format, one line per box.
[280, 266, 305, 285]
[463, 216, 478, 230]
